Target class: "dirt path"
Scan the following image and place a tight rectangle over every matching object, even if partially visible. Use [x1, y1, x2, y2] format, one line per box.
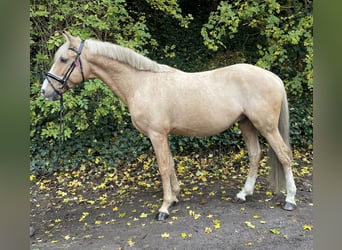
[30, 172, 313, 250]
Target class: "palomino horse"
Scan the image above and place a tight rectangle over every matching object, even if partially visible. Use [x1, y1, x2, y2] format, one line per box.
[41, 31, 297, 220]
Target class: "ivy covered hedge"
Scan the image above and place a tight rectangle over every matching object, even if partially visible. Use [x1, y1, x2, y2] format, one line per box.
[30, 0, 312, 174]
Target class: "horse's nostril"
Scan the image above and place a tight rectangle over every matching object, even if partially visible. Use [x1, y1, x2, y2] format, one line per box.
[41, 89, 45, 95]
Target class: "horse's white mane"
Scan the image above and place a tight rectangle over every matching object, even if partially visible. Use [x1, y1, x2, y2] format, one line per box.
[85, 39, 171, 73]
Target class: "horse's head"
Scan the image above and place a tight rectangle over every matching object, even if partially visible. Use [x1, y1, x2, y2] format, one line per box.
[41, 31, 88, 100]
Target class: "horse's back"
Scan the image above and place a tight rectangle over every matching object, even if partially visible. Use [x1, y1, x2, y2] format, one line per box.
[215, 63, 283, 90]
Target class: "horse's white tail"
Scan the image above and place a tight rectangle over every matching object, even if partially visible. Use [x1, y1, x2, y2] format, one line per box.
[268, 89, 292, 193]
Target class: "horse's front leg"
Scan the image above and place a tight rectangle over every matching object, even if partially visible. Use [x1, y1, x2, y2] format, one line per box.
[150, 133, 178, 220]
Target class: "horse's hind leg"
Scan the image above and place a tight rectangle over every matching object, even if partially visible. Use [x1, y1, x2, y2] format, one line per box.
[169, 153, 180, 203]
[262, 129, 297, 210]
[236, 119, 262, 201]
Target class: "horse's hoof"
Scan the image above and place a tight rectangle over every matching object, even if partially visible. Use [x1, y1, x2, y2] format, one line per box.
[156, 212, 169, 221]
[282, 202, 296, 211]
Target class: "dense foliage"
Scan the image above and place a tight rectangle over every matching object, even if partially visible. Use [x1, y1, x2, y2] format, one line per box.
[30, 0, 312, 174]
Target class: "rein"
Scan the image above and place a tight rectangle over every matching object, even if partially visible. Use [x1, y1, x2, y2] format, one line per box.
[45, 40, 85, 165]
[58, 94, 65, 162]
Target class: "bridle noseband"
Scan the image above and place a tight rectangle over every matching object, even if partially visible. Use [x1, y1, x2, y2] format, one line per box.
[45, 40, 85, 96]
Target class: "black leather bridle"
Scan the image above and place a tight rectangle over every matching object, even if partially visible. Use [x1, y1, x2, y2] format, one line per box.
[44, 40, 85, 168]
[45, 40, 85, 96]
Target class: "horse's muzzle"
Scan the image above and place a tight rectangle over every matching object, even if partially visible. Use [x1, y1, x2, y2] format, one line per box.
[41, 89, 60, 101]
[41, 79, 61, 101]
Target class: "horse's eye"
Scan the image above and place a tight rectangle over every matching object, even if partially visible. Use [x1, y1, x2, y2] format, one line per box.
[60, 57, 68, 63]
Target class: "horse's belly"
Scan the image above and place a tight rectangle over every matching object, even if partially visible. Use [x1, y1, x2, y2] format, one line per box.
[170, 114, 238, 137]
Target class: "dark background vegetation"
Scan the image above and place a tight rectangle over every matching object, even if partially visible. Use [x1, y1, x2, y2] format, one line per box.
[30, 0, 313, 174]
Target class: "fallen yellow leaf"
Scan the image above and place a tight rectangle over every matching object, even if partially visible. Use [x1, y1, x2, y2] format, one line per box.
[303, 224, 313, 231]
[245, 221, 256, 229]
[161, 232, 170, 238]
[128, 239, 135, 247]
[180, 232, 187, 239]
[79, 212, 89, 222]
[213, 219, 221, 229]
[118, 212, 126, 218]
[140, 212, 148, 218]
[266, 191, 273, 197]
[189, 210, 201, 219]
[270, 228, 281, 235]
[29, 175, 36, 182]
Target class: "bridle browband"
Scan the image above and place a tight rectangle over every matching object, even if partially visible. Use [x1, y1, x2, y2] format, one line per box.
[45, 40, 85, 96]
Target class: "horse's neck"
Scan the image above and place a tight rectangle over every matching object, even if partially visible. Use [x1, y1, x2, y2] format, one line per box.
[89, 55, 138, 105]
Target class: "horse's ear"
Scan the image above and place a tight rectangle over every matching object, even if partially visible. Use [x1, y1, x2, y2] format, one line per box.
[63, 30, 74, 42]
[62, 30, 81, 47]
